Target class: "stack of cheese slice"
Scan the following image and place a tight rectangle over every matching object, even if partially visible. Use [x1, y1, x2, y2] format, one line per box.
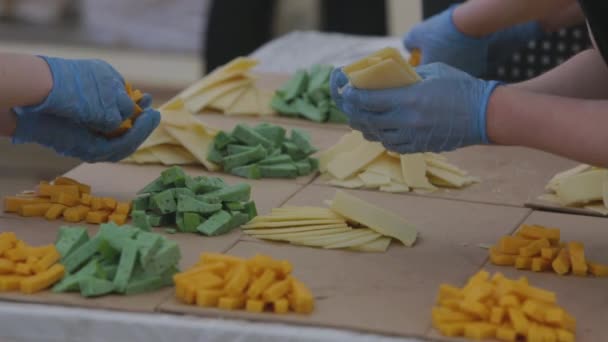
[178, 57, 274, 116]
[319, 131, 478, 193]
[242, 190, 417, 252]
[123, 98, 220, 170]
[540, 165, 608, 215]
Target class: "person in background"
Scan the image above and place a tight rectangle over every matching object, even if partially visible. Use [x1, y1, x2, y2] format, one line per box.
[0, 53, 160, 162]
[331, 0, 608, 167]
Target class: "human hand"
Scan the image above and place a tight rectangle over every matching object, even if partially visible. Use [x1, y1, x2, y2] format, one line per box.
[12, 57, 160, 162]
[330, 63, 502, 154]
[403, 6, 544, 76]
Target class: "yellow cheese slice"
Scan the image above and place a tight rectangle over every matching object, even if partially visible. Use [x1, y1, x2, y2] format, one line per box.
[424, 156, 468, 177]
[149, 145, 197, 165]
[257, 89, 276, 116]
[349, 236, 392, 252]
[330, 191, 417, 247]
[120, 156, 134, 163]
[225, 86, 259, 115]
[184, 78, 253, 113]
[207, 84, 249, 112]
[249, 212, 344, 222]
[328, 177, 365, 189]
[556, 169, 608, 206]
[179, 57, 258, 100]
[327, 141, 385, 180]
[379, 182, 410, 193]
[164, 125, 219, 171]
[250, 228, 354, 242]
[269, 207, 343, 216]
[343, 47, 420, 89]
[319, 131, 365, 172]
[365, 154, 404, 183]
[131, 149, 160, 164]
[546, 164, 591, 192]
[138, 126, 178, 150]
[400, 154, 435, 190]
[241, 219, 345, 229]
[358, 170, 391, 187]
[158, 97, 186, 111]
[288, 229, 376, 247]
[243, 224, 349, 235]
[324, 231, 382, 249]
[584, 204, 608, 216]
[426, 166, 471, 188]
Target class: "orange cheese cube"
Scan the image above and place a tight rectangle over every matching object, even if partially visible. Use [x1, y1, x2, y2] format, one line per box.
[15, 263, 32, 276]
[515, 256, 533, 270]
[499, 295, 521, 308]
[514, 282, 556, 304]
[522, 299, 549, 323]
[245, 299, 265, 313]
[438, 298, 461, 311]
[25, 245, 54, 258]
[541, 247, 559, 260]
[290, 277, 314, 314]
[437, 284, 463, 301]
[5, 248, 27, 262]
[0, 275, 23, 291]
[25, 256, 38, 267]
[517, 225, 560, 242]
[33, 248, 60, 273]
[108, 213, 128, 225]
[528, 323, 543, 341]
[195, 289, 224, 307]
[463, 281, 494, 302]
[90, 197, 103, 211]
[20, 264, 65, 294]
[0, 258, 15, 274]
[546, 307, 576, 332]
[489, 247, 516, 266]
[0, 232, 17, 244]
[552, 248, 571, 275]
[262, 278, 291, 302]
[532, 257, 552, 272]
[568, 242, 588, 276]
[38, 184, 79, 197]
[459, 300, 490, 320]
[191, 272, 224, 290]
[247, 254, 292, 277]
[464, 322, 497, 340]
[434, 322, 466, 337]
[80, 193, 92, 206]
[496, 326, 517, 341]
[432, 307, 475, 324]
[224, 263, 250, 296]
[54, 176, 91, 194]
[498, 236, 532, 254]
[50, 192, 79, 207]
[520, 238, 551, 257]
[86, 210, 111, 224]
[44, 204, 68, 220]
[218, 296, 246, 310]
[588, 262, 608, 277]
[246, 269, 276, 299]
[3, 196, 50, 213]
[556, 328, 575, 342]
[273, 298, 289, 314]
[102, 197, 117, 211]
[199, 253, 246, 266]
[63, 206, 90, 223]
[490, 307, 505, 325]
[508, 308, 530, 335]
[0, 240, 12, 256]
[114, 202, 131, 215]
[18, 203, 53, 217]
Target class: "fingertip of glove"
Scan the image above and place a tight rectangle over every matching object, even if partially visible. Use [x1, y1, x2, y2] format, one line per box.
[116, 89, 137, 120]
[138, 93, 153, 108]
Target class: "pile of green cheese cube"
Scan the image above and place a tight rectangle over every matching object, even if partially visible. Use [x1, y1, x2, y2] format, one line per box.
[271, 64, 348, 123]
[131, 166, 257, 236]
[53, 223, 180, 297]
[208, 123, 319, 179]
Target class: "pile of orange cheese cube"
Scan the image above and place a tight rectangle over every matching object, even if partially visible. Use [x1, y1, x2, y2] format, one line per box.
[0, 232, 65, 294]
[174, 253, 314, 314]
[433, 270, 575, 342]
[489, 224, 608, 277]
[104, 82, 145, 138]
[3, 177, 131, 225]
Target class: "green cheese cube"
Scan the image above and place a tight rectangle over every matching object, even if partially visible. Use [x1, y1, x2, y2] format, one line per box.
[194, 176, 226, 193]
[148, 213, 175, 227]
[176, 212, 185, 232]
[137, 176, 166, 195]
[136, 232, 163, 268]
[327, 106, 348, 123]
[222, 213, 250, 234]
[213, 131, 236, 150]
[55, 226, 89, 259]
[254, 123, 286, 146]
[142, 240, 180, 275]
[131, 210, 152, 232]
[177, 195, 222, 214]
[231, 124, 274, 149]
[230, 164, 261, 179]
[150, 189, 177, 215]
[172, 187, 195, 200]
[282, 142, 307, 161]
[113, 240, 139, 293]
[52, 258, 101, 292]
[207, 142, 225, 164]
[62, 236, 103, 273]
[222, 145, 267, 171]
[308, 157, 320, 172]
[97, 239, 120, 264]
[160, 266, 179, 286]
[295, 160, 312, 176]
[224, 202, 244, 211]
[182, 212, 203, 233]
[199, 183, 251, 202]
[293, 98, 326, 123]
[196, 210, 232, 236]
[243, 201, 258, 220]
[226, 144, 255, 155]
[125, 276, 164, 295]
[79, 276, 115, 297]
[161, 166, 186, 187]
[290, 128, 316, 155]
[258, 154, 293, 166]
[260, 164, 299, 178]
[132, 196, 150, 211]
[307, 64, 333, 93]
[102, 264, 118, 280]
[281, 69, 309, 101]
[271, 95, 299, 116]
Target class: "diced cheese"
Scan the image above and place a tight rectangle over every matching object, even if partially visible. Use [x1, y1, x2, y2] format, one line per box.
[330, 191, 417, 246]
[568, 242, 588, 276]
[400, 154, 435, 190]
[327, 141, 385, 180]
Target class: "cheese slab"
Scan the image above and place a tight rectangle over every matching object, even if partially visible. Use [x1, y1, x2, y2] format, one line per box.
[556, 169, 608, 206]
[327, 141, 385, 180]
[330, 191, 417, 247]
[546, 164, 592, 192]
[349, 236, 392, 252]
[343, 47, 420, 89]
[318, 131, 365, 172]
[400, 154, 435, 190]
[365, 154, 405, 182]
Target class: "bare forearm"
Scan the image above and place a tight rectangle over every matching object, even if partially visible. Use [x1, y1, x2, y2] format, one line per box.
[454, 0, 575, 37]
[0, 53, 53, 136]
[514, 49, 608, 99]
[487, 86, 608, 167]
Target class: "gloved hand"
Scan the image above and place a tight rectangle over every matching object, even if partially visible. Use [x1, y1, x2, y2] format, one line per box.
[330, 63, 502, 154]
[11, 57, 160, 162]
[403, 5, 545, 76]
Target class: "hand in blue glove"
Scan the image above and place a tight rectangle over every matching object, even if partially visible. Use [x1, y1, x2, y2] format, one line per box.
[403, 5, 545, 76]
[11, 57, 160, 162]
[330, 63, 502, 154]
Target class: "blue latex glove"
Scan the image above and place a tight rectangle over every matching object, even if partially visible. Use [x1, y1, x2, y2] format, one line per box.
[403, 5, 545, 76]
[12, 57, 160, 162]
[330, 63, 502, 154]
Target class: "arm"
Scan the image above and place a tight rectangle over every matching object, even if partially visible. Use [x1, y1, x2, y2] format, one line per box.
[0, 53, 53, 136]
[538, 2, 585, 33]
[514, 49, 608, 99]
[487, 86, 608, 167]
